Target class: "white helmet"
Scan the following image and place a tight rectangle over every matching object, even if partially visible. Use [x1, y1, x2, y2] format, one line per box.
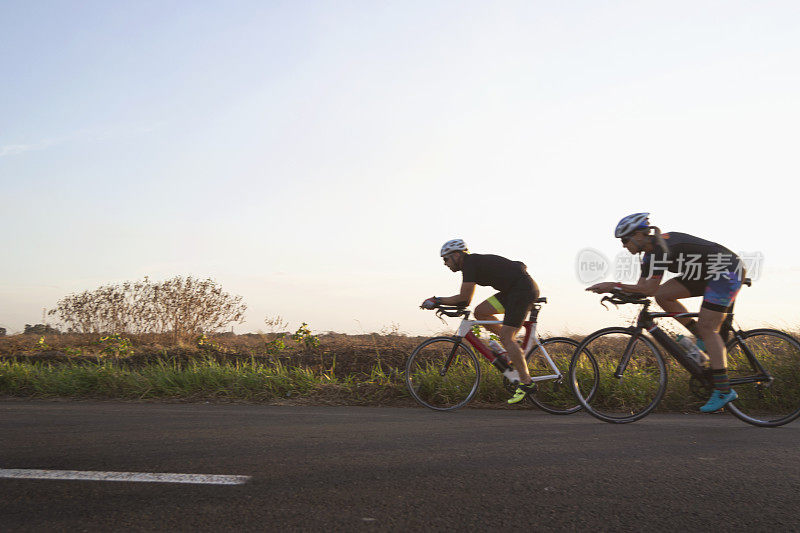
[614, 213, 650, 238]
[440, 239, 468, 257]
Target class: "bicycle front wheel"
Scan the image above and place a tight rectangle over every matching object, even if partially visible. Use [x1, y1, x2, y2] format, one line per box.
[570, 327, 668, 424]
[725, 329, 800, 427]
[405, 337, 481, 411]
[527, 337, 598, 415]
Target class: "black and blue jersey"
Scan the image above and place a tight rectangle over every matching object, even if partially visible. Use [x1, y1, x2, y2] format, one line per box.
[640, 232, 742, 281]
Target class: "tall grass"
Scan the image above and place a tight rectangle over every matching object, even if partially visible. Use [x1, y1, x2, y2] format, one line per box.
[0, 358, 406, 404]
[2, 330, 798, 414]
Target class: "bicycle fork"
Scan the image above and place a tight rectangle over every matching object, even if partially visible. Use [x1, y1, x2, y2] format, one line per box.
[440, 342, 461, 376]
[614, 331, 640, 379]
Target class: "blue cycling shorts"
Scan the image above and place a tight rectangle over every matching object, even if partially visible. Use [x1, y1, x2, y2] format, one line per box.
[676, 270, 743, 312]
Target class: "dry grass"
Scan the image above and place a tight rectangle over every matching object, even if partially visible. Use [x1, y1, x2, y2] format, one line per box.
[0, 331, 428, 377]
[2, 329, 798, 414]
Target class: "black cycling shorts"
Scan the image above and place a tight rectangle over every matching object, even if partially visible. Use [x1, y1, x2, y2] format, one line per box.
[485, 276, 539, 328]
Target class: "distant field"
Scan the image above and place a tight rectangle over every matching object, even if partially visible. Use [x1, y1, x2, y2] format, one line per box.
[0, 331, 419, 375]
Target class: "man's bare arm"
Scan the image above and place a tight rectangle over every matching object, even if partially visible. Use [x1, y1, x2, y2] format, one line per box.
[438, 282, 476, 306]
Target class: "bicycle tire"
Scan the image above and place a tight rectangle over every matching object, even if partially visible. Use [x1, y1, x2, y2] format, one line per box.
[405, 337, 481, 411]
[527, 337, 598, 415]
[724, 329, 800, 427]
[569, 327, 668, 424]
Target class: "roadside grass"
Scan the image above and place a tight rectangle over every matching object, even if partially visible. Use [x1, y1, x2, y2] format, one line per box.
[3, 353, 797, 413]
[0, 358, 409, 404]
[0, 357, 514, 406]
[1, 329, 798, 413]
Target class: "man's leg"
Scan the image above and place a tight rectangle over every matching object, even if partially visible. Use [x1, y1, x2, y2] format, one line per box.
[475, 298, 529, 381]
[501, 291, 537, 404]
[474, 299, 504, 337]
[477, 294, 535, 403]
[500, 324, 531, 385]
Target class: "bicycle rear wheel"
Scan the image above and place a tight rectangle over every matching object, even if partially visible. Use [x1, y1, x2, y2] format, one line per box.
[405, 337, 481, 411]
[527, 337, 598, 415]
[569, 327, 667, 424]
[725, 329, 800, 427]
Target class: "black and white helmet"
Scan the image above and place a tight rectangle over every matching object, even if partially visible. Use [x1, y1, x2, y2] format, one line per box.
[440, 239, 468, 257]
[614, 213, 650, 238]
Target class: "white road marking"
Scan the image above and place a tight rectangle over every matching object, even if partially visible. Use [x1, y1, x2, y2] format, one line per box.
[0, 469, 250, 485]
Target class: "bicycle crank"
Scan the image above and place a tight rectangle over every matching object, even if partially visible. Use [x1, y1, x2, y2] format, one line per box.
[689, 376, 713, 400]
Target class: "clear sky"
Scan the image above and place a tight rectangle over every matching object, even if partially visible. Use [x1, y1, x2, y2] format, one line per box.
[2, 1, 799, 336]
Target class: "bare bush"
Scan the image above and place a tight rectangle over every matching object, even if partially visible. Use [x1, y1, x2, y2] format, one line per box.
[263, 315, 289, 334]
[48, 276, 246, 339]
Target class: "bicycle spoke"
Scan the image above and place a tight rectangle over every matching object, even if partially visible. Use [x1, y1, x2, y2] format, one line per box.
[570, 328, 667, 423]
[725, 329, 800, 427]
[405, 338, 480, 411]
[528, 338, 596, 415]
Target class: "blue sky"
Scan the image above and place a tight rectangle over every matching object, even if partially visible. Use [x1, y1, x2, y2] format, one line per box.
[2, 1, 799, 335]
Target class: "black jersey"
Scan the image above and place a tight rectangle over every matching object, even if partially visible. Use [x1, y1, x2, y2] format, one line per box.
[641, 232, 741, 280]
[461, 253, 529, 292]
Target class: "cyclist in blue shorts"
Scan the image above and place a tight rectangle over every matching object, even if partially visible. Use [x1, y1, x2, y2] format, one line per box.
[420, 239, 540, 404]
[587, 213, 745, 413]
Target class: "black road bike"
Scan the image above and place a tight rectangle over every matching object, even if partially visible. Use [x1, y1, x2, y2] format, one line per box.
[568, 281, 800, 426]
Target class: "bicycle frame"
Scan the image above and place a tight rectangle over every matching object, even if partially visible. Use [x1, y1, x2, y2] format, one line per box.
[443, 307, 564, 383]
[622, 306, 773, 387]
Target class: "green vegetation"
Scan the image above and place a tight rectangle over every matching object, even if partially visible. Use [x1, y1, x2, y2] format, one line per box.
[0, 358, 405, 404]
[8, 276, 794, 411]
[0, 351, 794, 413]
[1, 327, 798, 413]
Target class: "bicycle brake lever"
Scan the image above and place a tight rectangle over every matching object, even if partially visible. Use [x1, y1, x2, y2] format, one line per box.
[434, 309, 448, 324]
[600, 295, 618, 310]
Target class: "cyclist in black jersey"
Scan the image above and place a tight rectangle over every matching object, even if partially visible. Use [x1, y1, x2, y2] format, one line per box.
[421, 239, 540, 404]
[587, 213, 744, 413]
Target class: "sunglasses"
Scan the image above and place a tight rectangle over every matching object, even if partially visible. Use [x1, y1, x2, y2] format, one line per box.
[621, 236, 631, 245]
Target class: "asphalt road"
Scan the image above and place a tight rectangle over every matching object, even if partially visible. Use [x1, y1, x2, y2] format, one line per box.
[2, 401, 799, 531]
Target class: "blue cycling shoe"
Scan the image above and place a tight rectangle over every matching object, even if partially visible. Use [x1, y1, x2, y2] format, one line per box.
[700, 389, 738, 413]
